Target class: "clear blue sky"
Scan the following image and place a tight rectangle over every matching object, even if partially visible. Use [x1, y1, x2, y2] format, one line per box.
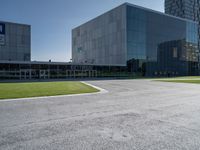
[1, 0, 164, 62]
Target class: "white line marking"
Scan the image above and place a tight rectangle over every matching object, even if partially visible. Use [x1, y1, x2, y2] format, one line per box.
[0, 81, 108, 102]
[81, 81, 108, 94]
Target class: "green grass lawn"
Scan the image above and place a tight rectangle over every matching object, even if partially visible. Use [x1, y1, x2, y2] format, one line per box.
[156, 76, 200, 84]
[0, 81, 99, 100]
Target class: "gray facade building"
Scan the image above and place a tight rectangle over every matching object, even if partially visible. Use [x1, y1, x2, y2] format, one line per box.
[72, 3, 199, 76]
[0, 21, 31, 61]
[72, 5, 126, 66]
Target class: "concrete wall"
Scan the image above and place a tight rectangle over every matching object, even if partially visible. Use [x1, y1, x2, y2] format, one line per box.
[72, 4, 127, 66]
[0, 21, 31, 61]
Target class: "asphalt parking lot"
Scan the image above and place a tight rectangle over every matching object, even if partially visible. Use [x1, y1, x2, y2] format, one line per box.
[1, 79, 200, 150]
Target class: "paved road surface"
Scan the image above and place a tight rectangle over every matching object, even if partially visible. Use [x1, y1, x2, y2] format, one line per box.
[1, 79, 200, 150]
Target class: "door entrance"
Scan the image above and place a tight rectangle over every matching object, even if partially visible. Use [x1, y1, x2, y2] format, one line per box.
[20, 70, 31, 80]
[39, 70, 49, 79]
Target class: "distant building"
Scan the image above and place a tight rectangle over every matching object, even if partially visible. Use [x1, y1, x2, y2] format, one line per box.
[72, 3, 199, 76]
[165, 0, 200, 21]
[0, 21, 31, 61]
[165, 0, 200, 50]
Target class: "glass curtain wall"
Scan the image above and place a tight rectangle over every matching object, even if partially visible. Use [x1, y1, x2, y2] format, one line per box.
[126, 5, 199, 76]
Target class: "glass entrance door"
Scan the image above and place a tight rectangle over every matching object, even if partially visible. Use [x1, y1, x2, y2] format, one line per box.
[39, 70, 49, 79]
[20, 70, 31, 80]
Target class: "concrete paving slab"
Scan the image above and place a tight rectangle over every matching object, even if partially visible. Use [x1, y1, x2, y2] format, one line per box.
[0, 79, 200, 150]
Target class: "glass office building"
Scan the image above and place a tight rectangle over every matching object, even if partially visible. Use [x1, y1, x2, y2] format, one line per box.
[0, 2, 199, 80]
[72, 3, 199, 76]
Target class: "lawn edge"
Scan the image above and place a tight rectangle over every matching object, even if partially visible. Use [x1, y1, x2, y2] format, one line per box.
[0, 81, 108, 102]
